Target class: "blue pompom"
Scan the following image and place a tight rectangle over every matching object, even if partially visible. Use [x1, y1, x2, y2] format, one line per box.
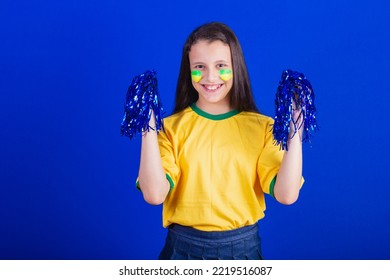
[120, 70, 164, 139]
[273, 69, 319, 150]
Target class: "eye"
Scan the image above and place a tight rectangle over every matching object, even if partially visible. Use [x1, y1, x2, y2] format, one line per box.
[194, 65, 204, 69]
[217, 63, 228, 68]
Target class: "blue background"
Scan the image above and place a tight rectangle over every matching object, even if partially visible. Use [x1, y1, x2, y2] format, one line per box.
[1, 0, 389, 260]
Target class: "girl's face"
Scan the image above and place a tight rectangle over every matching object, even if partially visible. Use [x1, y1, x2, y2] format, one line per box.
[189, 40, 233, 114]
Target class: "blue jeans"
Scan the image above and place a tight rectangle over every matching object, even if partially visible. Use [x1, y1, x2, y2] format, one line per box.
[158, 223, 263, 260]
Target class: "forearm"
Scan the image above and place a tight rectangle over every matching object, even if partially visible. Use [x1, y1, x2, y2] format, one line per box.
[273, 135, 303, 205]
[138, 113, 170, 205]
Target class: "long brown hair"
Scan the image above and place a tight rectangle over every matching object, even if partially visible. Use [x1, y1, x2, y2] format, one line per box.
[173, 22, 259, 114]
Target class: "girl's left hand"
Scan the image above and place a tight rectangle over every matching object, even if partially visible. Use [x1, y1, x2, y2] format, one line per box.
[289, 100, 305, 141]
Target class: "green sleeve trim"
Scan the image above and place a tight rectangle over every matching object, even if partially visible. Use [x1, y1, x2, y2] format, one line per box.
[270, 175, 277, 198]
[135, 174, 174, 192]
[166, 174, 175, 192]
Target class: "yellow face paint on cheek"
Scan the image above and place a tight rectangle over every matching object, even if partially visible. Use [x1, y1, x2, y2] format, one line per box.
[219, 69, 233, 81]
[191, 70, 202, 83]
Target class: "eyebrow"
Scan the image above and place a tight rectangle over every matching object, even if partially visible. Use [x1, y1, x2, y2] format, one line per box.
[190, 62, 204, 66]
[215, 60, 229, 64]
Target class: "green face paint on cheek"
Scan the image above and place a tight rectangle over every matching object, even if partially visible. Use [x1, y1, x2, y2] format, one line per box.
[191, 70, 202, 83]
[219, 69, 233, 81]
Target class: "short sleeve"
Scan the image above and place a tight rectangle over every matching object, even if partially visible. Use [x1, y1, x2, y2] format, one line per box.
[257, 119, 284, 196]
[157, 129, 180, 190]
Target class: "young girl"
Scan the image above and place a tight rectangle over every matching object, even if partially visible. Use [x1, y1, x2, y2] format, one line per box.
[137, 22, 304, 260]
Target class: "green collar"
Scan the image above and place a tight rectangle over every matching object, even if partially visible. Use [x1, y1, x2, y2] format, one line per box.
[190, 103, 240, 120]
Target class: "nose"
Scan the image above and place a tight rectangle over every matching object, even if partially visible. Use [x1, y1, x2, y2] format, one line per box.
[204, 68, 219, 83]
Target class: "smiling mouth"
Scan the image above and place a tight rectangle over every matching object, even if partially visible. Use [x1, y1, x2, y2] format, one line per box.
[202, 84, 223, 91]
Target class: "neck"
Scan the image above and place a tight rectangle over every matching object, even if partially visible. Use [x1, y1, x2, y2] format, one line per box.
[195, 101, 233, 115]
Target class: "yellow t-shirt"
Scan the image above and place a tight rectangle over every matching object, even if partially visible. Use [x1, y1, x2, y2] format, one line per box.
[157, 104, 286, 231]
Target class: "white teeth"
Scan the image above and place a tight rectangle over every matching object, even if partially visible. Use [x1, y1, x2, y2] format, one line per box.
[204, 85, 221, 90]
